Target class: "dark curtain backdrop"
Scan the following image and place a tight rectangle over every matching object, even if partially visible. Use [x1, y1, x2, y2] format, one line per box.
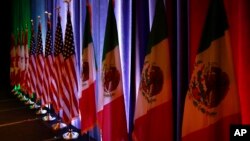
[9, 0, 250, 141]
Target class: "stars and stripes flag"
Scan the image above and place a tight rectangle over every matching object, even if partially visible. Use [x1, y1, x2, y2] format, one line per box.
[97, 0, 128, 140]
[79, 2, 97, 134]
[36, 20, 46, 106]
[44, 14, 58, 108]
[53, 12, 64, 114]
[61, 8, 79, 124]
[28, 21, 37, 94]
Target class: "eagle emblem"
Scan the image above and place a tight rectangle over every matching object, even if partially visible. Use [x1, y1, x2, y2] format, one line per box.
[140, 62, 163, 103]
[102, 65, 120, 96]
[188, 61, 229, 116]
[81, 61, 89, 87]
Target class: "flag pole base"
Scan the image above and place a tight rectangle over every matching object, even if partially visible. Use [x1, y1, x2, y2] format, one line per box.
[36, 108, 47, 115]
[20, 96, 28, 101]
[63, 129, 79, 140]
[25, 99, 34, 105]
[42, 114, 56, 121]
[30, 103, 40, 109]
[17, 94, 22, 98]
[52, 122, 67, 130]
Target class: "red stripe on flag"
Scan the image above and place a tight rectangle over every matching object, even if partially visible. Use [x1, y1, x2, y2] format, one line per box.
[133, 101, 173, 141]
[182, 114, 241, 141]
[80, 82, 96, 133]
[101, 96, 128, 141]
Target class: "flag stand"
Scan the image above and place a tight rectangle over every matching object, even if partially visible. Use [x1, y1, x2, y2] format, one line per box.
[51, 112, 67, 130]
[42, 104, 56, 121]
[62, 0, 79, 139]
[36, 102, 47, 115]
[36, 107, 47, 115]
[63, 126, 79, 140]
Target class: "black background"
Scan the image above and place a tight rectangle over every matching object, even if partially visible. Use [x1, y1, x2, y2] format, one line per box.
[0, 1, 12, 92]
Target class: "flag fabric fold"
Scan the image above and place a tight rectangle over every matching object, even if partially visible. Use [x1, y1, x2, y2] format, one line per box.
[28, 22, 37, 95]
[15, 32, 22, 88]
[61, 9, 79, 124]
[53, 13, 64, 114]
[97, 0, 128, 140]
[182, 0, 241, 140]
[79, 3, 97, 134]
[132, 0, 173, 140]
[35, 21, 45, 106]
[22, 29, 30, 94]
[44, 16, 58, 108]
[10, 34, 16, 86]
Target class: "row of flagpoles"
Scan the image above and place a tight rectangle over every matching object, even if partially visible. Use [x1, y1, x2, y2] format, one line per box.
[9, 0, 242, 140]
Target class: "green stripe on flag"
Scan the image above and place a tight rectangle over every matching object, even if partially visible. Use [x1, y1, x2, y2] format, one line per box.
[147, 0, 168, 55]
[198, 0, 228, 54]
[102, 0, 119, 61]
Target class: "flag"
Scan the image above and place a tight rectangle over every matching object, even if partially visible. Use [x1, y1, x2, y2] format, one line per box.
[10, 34, 16, 86]
[28, 22, 37, 94]
[97, 0, 128, 140]
[79, 3, 97, 134]
[20, 31, 27, 90]
[182, 0, 241, 140]
[53, 13, 64, 113]
[22, 29, 30, 93]
[44, 15, 58, 107]
[61, 9, 79, 124]
[132, 0, 173, 140]
[36, 21, 45, 106]
[16, 32, 22, 86]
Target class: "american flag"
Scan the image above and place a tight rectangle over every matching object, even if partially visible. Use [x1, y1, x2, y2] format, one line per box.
[61, 9, 79, 124]
[36, 21, 45, 106]
[53, 13, 64, 113]
[44, 15, 58, 108]
[28, 22, 37, 94]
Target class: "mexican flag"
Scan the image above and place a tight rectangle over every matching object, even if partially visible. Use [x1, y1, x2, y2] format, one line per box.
[97, 0, 128, 140]
[79, 3, 97, 134]
[182, 0, 241, 140]
[132, 0, 173, 140]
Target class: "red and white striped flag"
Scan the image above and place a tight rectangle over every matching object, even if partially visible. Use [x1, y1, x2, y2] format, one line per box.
[61, 9, 79, 124]
[36, 21, 46, 106]
[53, 13, 64, 114]
[28, 21, 37, 94]
[44, 14, 58, 108]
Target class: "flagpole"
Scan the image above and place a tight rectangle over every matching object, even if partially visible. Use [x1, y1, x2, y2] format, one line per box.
[62, 0, 79, 139]
[52, 6, 67, 130]
[42, 11, 56, 122]
[36, 15, 47, 115]
[29, 19, 40, 110]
